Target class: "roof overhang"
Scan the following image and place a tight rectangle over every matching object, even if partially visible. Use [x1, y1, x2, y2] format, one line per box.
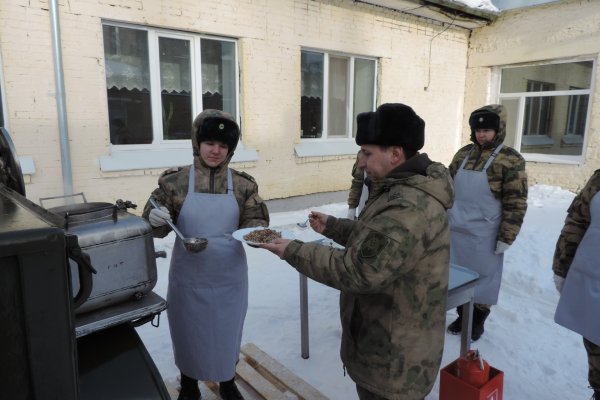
[356, 0, 498, 29]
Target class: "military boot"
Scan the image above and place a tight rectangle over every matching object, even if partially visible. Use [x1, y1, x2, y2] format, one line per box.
[471, 307, 491, 341]
[219, 378, 244, 400]
[447, 306, 463, 334]
[178, 374, 201, 400]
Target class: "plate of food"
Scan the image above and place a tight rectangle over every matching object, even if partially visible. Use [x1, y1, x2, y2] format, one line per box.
[232, 227, 294, 246]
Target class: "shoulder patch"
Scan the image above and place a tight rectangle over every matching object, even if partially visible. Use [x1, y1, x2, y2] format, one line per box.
[159, 166, 183, 178]
[233, 170, 256, 183]
[359, 230, 391, 259]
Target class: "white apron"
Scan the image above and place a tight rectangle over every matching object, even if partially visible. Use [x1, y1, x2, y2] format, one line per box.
[449, 145, 504, 305]
[167, 167, 248, 381]
[357, 171, 368, 216]
[555, 191, 600, 345]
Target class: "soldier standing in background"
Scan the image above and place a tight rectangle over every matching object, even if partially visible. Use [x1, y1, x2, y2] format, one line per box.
[142, 109, 270, 400]
[553, 170, 600, 400]
[259, 103, 454, 400]
[446, 104, 528, 341]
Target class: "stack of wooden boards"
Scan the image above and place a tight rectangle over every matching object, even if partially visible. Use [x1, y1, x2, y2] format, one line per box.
[166, 343, 329, 400]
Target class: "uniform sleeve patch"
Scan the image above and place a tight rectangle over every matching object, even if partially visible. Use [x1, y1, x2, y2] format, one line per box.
[359, 231, 391, 259]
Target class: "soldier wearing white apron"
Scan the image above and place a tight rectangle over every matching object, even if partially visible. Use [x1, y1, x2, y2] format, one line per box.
[553, 170, 600, 400]
[143, 109, 270, 400]
[447, 104, 528, 341]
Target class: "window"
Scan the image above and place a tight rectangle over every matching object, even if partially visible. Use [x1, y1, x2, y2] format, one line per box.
[499, 60, 594, 163]
[300, 50, 376, 140]
[102, 23, 238, 146]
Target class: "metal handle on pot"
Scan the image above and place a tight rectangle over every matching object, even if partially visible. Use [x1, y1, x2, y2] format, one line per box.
[65, 234, 96, 310]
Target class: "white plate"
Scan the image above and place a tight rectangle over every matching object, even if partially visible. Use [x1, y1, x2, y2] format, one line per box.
[232, 227, 294, 245]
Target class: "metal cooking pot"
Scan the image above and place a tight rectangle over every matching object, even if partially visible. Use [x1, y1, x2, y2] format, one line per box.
[48, 199, 158, 315]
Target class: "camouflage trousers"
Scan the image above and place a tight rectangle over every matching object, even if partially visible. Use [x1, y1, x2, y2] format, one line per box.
[356, 385, 425, 400]
[584, 337, 600, 390]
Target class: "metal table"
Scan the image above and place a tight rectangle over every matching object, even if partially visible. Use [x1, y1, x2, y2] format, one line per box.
[299, 260, 479, 359]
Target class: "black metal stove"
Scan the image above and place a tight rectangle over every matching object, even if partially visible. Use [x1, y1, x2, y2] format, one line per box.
[0, 127, 170, 400]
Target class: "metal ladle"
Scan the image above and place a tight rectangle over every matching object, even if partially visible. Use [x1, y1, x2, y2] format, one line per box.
[149, 198, 208, 253]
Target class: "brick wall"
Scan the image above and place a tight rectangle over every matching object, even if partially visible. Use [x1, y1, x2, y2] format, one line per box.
[0, 0, 470, 208]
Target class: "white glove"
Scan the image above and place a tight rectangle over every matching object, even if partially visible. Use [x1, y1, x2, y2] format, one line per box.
[347, 208, 357, 220]
[149, 206, 172, 227]
[553, 274, 565, 293]
[494, 241, 510, 254]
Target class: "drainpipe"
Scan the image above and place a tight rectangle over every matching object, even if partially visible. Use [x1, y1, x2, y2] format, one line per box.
[49, 0, 73, 196]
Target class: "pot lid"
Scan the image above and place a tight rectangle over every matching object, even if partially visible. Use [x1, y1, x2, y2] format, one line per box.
[0, 127, 26, 196]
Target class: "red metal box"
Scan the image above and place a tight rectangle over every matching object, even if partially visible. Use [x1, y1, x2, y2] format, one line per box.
[440, 359, 503, 400]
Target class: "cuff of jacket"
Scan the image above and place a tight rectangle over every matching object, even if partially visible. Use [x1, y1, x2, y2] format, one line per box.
[283, 239, 304, 266]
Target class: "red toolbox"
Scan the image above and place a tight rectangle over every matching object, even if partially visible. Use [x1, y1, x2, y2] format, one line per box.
[440, 358, 504, 400]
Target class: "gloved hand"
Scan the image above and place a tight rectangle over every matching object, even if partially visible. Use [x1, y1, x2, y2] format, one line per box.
[494, 241, 510, 254]
[553, 274, 565, 293]
[347, 208, 357, 220]
[149, 206, 172, 227]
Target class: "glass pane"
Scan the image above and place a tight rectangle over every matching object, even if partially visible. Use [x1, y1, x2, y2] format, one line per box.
[500, 61, 593, 93]
[300, 51, 323, 138]
[328, 56, 349, 137]
[520, 94, 585, 156]
[499, 98, 518, 148]
[201, 39, 237, 117]
[103, 25, 153, 144]
[159, 37, 192, 140]
[352, 58, 375, 137]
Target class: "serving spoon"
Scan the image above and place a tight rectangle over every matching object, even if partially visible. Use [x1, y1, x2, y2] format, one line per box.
[149, 198, 208, 253]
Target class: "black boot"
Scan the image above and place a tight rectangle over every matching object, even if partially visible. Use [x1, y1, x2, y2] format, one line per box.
[471, 306, 490, 341]
[447, 306, 463, 334]
[219, 377, 244, 400]
[178, 373, 201, 400]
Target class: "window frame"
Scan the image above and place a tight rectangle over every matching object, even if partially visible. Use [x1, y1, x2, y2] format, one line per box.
[99, 21, 256, 172]
[296, 48, 377, 158]
[497, 58, 596, 165]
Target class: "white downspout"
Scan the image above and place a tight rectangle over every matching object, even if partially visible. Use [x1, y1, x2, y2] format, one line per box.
[49, 0, 73, 195]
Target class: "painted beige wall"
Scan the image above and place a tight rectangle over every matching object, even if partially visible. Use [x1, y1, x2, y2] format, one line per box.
[1, 0, 470, 209]
[465, 0, 600, 192]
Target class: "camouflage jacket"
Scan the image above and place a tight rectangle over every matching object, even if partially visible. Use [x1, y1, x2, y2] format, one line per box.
[553, 170, 600, 277]
[141, 110, 269, 237]
[448, 104, 528, 245]
[283, 154, 453, 400]
[348, 151, 365, 208]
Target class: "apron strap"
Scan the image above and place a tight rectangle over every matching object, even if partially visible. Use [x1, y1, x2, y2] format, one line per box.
[482, 143, 504, 171]
[459, 143, 505, 171]
[187, 167, 234, 193]
[459, 148, 474, 170]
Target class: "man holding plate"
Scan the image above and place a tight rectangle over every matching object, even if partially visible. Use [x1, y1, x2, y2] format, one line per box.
[142, 109, 269, 400]
[259, 103, 453, 400]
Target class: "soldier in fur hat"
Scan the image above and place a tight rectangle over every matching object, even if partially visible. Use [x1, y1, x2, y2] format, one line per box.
[446, 104, 528, 341]
[259, 103, 453, 400]
[142, 109, 270, 400]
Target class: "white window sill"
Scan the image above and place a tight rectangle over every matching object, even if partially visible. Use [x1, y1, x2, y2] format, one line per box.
[523, 153, 584, 165]
[521, 135, 555, 146]
[99, 144, 258, 172]
[295, 140, 360, 157]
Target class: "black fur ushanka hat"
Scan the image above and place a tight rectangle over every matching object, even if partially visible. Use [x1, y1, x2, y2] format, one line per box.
[196, 115, 240, 154]
[469, 108, 500, 132]
[355, 103, 425, 150]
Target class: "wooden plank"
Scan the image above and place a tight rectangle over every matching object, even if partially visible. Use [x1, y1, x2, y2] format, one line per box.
[241, 343, 328, 400]
[164, 343, 328, 400]
[235, 358, 288, 400]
